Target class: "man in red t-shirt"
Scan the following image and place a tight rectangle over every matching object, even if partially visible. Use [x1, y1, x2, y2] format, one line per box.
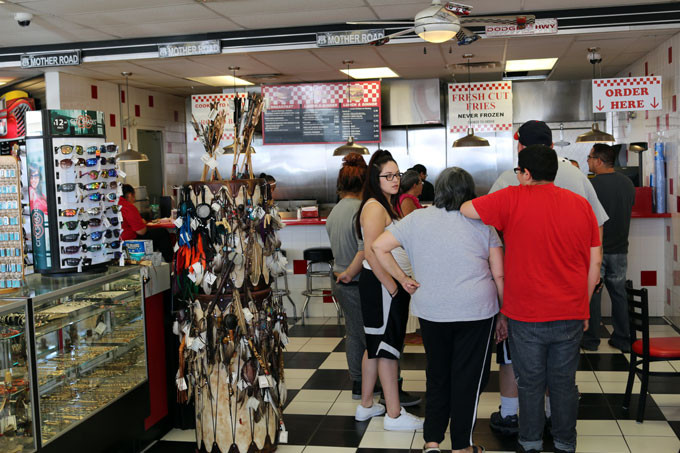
[119, 184, 172, 262]
[461, 145, 602, 453]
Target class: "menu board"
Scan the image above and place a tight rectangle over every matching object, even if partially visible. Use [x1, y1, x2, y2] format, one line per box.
[261, 81, 381, 145]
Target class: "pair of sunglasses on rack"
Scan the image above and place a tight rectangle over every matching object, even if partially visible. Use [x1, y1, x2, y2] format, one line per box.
[81, 229, 119, 240]
[62, 245, 105, 254]
[58, 209, 77, 217]
[62, 257, 92, 267]
[59, 219, 102, 230]
[55, 145, 82, 155]
[79, 192, 117, 202]
[79, 169, 117, 180]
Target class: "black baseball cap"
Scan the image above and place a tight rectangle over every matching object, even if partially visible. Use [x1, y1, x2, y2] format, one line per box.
[514, 120, 552, 146]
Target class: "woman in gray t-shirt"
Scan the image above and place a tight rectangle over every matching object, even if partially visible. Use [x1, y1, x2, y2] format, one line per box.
[373, 167, 505, 453]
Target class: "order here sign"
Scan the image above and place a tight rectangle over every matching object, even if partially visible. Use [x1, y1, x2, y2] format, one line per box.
[592, 76, 662, 113]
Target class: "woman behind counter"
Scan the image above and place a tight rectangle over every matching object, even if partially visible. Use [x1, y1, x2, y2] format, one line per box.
[396, 169, 423, 217]
[373, 167, 505, 453]
[119, 184, 172, 262]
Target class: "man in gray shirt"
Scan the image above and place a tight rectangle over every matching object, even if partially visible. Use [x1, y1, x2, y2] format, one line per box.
[489, 120, 608, 436]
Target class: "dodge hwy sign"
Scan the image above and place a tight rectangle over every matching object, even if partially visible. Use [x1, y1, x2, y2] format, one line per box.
[592, 76, 662, 113]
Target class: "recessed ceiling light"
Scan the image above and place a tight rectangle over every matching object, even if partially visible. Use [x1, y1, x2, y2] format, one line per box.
[505, 58, 558, 72]
[186, 75, 254, 87]
[339, 67, 399, 79]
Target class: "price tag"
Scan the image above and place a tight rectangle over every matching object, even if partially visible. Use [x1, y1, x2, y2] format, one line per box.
[174, 217, 183, 228]
[279, 430, 288, 444]
[187, 272, 197, 283]
[192, 261, 203, 275]
[215, 147, 225, 156]
[117, 169, 127, 178]
[258, 375, 270, 388]
[204, 271, 217, 286]
[102, 216, 111, 228]
[201, 154, 212, 165]
[95, 322, 107, 335]
[206, 157, 218, 169]
[190, 218, 199, 231]
[246, 397, 260, 411]
[176, 376, 188, 391]
[173, 243, 179, 253]
[242, 307, 254, 323]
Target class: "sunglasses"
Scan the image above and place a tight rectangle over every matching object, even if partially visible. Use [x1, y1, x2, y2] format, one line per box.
[104, 193, 117, 202]
[82, 244, 102, 252]
[60, 233, 79, 242]
[76, 158, 99, 167]
[86, 146, 100, 155]
[80, 219, 102, 229]
[59, 209, 77, 217]
[80, 182, 106, 191]
[101, 144, 117, 154]
[81, 193, 102, 202]
[59, 159, 74, 169]
[79, 170, 100, 180]
[62, 257, 92, 267]
[57, 183, 76, 192]
[100, 157, 116, 165]
[79, 207, 101, 216]
[59, 221, 79, 230]
[105, 241, 120, 249]
[101, 169, 117, 178]
[61, 245, 80, 255]
[107, 217, 119, 226]
[106, 205, 120, 214]
[55, 144, 74, 155]
[104, 229, 120, 239]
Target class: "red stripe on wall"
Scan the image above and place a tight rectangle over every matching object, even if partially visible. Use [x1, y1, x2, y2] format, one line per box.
[670, 178, 674, 195]
[174, 110, 179, 122]
[109, 114, 116, 127]
[670, 46, 673, 64]
[666, 114, 670, 130]
[121, 90, 125, 103]
[91, 85, 98, 99]
[674, 95, 677, 113]
[674, 244, 677, 262]
[645, 61, 648, 76]
[641, 270, 657, 286]
[148, 95, 154, 107]
[123, 127, 127, 141]
[674, 270, 680, 286]
[135, 104, 141, 117]
[667, 225, 671, 242]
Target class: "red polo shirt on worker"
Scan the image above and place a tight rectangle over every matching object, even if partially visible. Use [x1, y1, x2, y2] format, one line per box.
[119, 196, 146, 241]
[472, 183, 600, 322]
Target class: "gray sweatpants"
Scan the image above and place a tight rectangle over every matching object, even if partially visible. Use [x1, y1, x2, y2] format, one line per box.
[332, 281, 366, 382]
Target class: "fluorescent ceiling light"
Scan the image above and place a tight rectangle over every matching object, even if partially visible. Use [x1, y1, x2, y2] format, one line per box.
[186, 75, 253, 87]
[505, 58, 558, 72]
[339, 67, 399, 79]
[503, 74, 549, 81]
[0, 77, 14, 86]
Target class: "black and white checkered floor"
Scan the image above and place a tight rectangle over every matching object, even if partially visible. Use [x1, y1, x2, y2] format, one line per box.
[151, 317, 680, 453]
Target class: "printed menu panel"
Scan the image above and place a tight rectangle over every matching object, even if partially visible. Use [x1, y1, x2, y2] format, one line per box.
[262, 81, 381, 145]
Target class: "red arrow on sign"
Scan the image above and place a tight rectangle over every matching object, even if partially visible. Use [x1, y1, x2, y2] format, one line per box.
[650, 97, 659, 108]
[596, 100, 604, 111]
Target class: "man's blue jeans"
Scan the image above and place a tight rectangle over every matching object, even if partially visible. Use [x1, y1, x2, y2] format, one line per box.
[582, 253, 630, 349]
[508, 318, 583, 452]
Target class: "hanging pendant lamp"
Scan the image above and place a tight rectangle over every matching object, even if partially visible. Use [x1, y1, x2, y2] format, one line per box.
[334, 60, 369, 156]
[118, 72, 149, 162]
[575, 123, 615, 143]
[453, 54, 488, 148]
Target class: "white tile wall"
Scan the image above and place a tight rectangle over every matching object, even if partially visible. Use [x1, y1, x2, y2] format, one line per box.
[613, 33, 680, 324]
[54, 72, 187, 192]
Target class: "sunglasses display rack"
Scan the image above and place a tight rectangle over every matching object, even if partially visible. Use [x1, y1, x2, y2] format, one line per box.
[173, 179, 288, 453]
[0, 156, 24, 292]
[24, 109, 122, 275]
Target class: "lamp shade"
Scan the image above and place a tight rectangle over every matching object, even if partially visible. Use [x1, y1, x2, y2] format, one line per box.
[575, 123, 615, 143]
[333, 136, 369, 156]
[628, 142, 648, 152]
[414, 3, 460, 43]
[118, 142, 149, 162]
[453, 128, 490, 147]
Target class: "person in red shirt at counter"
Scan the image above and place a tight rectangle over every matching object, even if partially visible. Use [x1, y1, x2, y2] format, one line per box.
[119, 184, 172, 262]
[461, 145, 602, 453]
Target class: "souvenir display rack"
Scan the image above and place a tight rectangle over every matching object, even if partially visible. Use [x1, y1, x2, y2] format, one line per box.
[0, 265, 147, 452]
[0, 156, 25, 292]
[173, 178, 288, 453]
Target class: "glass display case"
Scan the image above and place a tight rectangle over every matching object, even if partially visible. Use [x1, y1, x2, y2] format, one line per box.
[0, 300, 35, 453]
[0, 266, 146, 449]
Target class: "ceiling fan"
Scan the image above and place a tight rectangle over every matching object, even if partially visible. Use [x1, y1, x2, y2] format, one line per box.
[348, 1, 535, 46]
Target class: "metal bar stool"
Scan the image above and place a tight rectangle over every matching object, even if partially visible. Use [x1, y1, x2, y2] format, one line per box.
[271, 249, 298, 321]
[300, 247, 340, 324]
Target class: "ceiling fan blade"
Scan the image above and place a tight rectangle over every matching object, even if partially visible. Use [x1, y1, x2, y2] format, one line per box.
[460, 14, 535, 27]
[367, 27, 416, 46]
[346, 21, 414, 25]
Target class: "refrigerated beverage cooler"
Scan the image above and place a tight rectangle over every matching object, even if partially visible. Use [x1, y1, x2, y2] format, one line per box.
[24, 110, 122, 274]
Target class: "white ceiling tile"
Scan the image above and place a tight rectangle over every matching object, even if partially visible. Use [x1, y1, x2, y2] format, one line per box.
[247, 50, 331, 74]
[309, 46, 383, 70]
[228, 7, 378, 29]
[13, 0, 197, 15]
[64, 4, 217, 27]
[96, 18, 240, 38]
[203, 0, 367, 17]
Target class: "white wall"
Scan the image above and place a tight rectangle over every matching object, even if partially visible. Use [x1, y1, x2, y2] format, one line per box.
[54, 72, 188, 193]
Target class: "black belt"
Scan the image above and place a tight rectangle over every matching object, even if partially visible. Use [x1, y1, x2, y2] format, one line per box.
[337, 280, 359, 287]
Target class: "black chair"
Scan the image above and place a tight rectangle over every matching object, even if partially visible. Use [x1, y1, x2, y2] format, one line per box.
[300, 247, 340, 324]
[622, 280, 680, 423]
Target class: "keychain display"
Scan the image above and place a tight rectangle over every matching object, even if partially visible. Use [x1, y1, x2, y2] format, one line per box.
[174, 178, 289, 453]
[0, 156, 24, 291]
[53, 141, 123, 270]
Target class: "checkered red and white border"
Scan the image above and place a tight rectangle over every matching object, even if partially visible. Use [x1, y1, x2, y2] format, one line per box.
[593, 77, 661, 88]
[191, 93, 246, 105]
[262, 81, 381, 106]
[449, 82, 512, 93]
[450, 123, 512, 133]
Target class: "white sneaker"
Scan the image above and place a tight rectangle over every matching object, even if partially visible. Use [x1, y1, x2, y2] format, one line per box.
[384, 406, 424, 431]
[355, 402, 386, 421]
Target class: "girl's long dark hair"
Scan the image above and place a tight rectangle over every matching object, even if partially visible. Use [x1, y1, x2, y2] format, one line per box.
[355, 149, 399, 239]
